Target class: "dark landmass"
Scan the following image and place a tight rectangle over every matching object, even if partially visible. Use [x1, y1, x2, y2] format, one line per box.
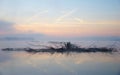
[0, 37, 34, 41]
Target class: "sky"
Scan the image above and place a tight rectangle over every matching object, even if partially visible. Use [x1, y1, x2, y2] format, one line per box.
[0, 0, 120, 40]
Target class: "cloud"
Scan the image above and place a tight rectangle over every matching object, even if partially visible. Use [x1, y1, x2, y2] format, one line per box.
[0, 20, 15, 34]
[0, 20, 45, 38]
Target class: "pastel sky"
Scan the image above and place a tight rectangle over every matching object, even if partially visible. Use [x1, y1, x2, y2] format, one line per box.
[0, 0, 120, 39]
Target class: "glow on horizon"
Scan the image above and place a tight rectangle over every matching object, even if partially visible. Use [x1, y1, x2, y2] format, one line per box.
[0, 0, 120, 37]
[14, 21, 120, 36]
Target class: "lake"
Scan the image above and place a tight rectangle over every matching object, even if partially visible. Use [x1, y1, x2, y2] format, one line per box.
[0, 40, 120, 75]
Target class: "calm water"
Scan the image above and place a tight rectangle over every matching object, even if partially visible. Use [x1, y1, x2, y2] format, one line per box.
[0, 40, 120, 75]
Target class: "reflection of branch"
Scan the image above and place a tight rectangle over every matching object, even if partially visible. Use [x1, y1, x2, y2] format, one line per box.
[27, 42, 52, 48]
[87, 41, 96, 48]
[110, 41, 117, 48]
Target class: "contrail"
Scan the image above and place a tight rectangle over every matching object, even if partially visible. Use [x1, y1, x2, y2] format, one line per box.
[25, 10, 49, 23]
[16, 10, 48, 25]
[56, 9, 78, 23]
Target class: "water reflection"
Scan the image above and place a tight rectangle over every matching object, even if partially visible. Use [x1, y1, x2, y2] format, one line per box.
[0, 40, 120, 75]
[0, 51, 120, 75]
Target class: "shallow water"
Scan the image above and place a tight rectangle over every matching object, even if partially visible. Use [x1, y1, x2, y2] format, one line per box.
[0, 41, 120, 75]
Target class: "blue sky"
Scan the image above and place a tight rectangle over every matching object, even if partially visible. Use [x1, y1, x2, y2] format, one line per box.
[0, 0, 120, 21]
[0, 0, 120, 40]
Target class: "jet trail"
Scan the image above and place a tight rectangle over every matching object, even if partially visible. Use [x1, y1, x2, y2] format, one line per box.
[56, 9, 78, 23]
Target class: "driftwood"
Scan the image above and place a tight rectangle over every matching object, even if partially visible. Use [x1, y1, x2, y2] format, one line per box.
[2, 42, 116, 53]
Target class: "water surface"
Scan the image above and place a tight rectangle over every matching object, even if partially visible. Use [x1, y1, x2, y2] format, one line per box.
[0, 41, 120, 75]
